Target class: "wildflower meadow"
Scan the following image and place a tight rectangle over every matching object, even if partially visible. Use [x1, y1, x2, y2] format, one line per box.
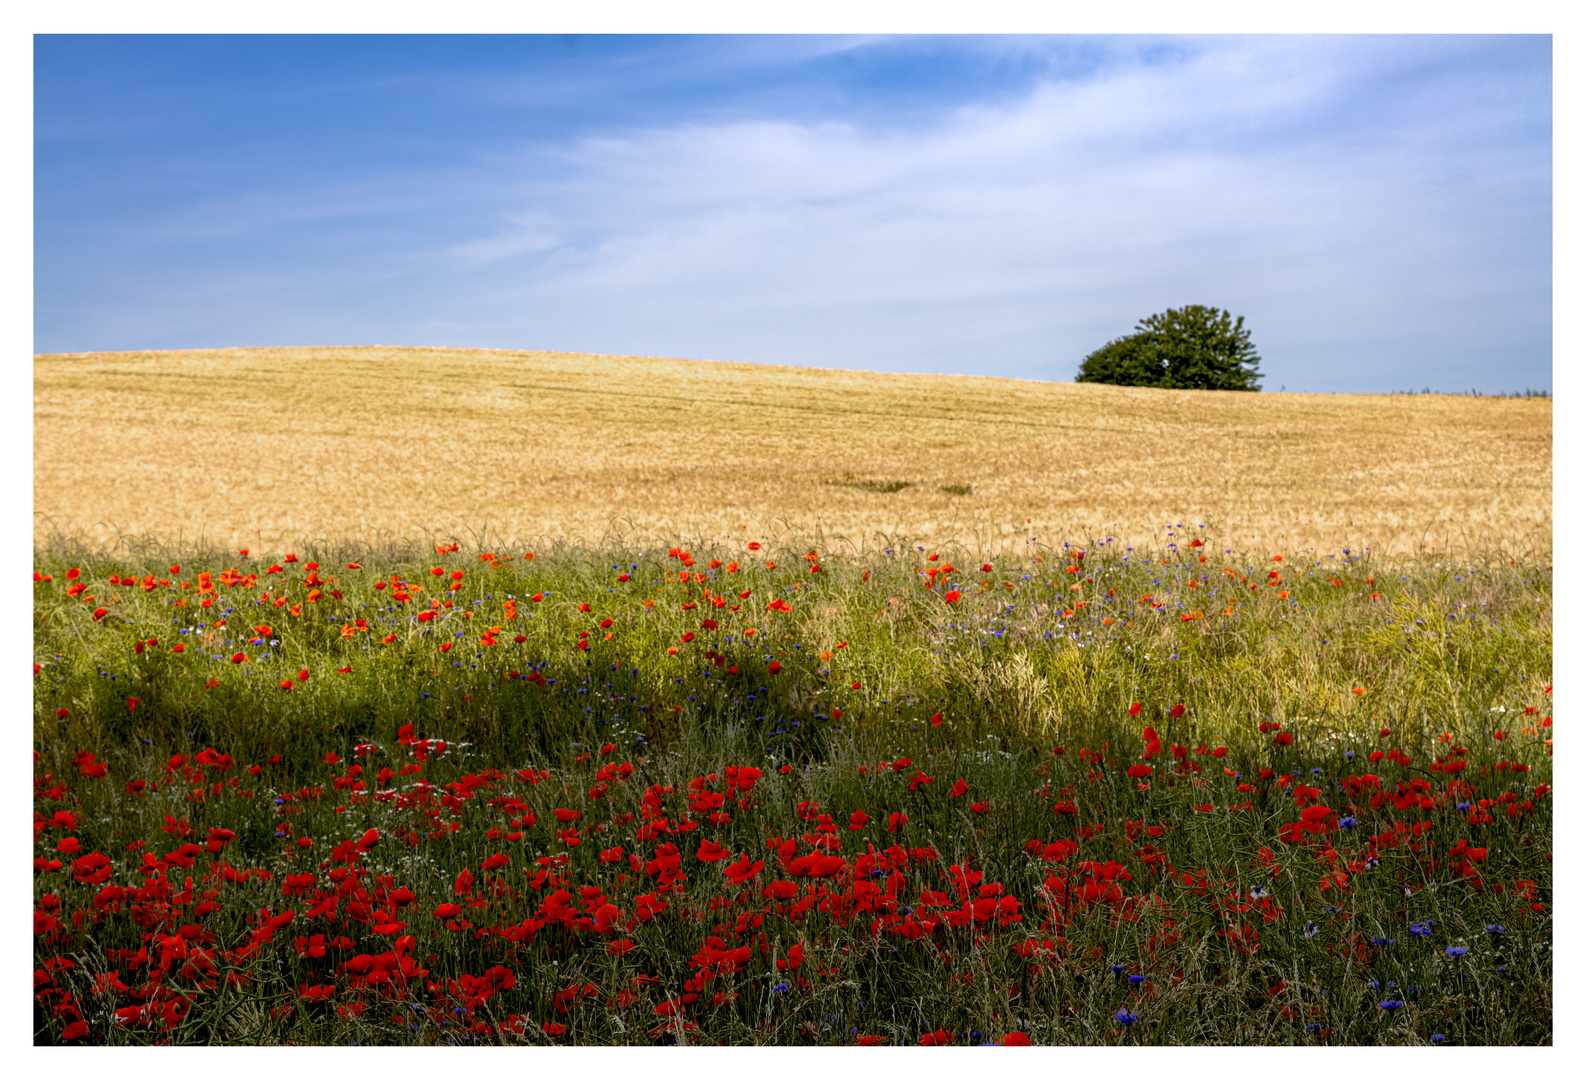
[32, 529, 1551, 1045]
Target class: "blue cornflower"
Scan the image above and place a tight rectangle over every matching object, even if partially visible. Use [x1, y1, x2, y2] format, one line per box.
[1250, 885, 1268, 899]
[1456, 802, 1471, 812]
[1303, 922, 1319, 939]
[1446, 946, 1467, 958]
[1312, 768, 1323, 775]
[1114, 1009, 1139, 1026]
[1485, 925, 1506, 935]
[1430, 1034, 1447, 1044]
[1410, 920, 1432, 938]
[1128, 975, 1145, 985]
[772, 982, 789, 993]
[1379, 999, 1404, 1012]
[1111, 965, 1126, 976]
[1338, 816, 1358, 829]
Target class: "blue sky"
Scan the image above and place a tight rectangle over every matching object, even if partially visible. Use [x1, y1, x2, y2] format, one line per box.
[33, 34, 1552, 393]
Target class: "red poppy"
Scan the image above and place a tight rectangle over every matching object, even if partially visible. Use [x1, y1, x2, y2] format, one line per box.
[886, 812, 908, 832]
[356, 828, 380, 851]
[722, 856, 763, 884]
[1003, 1031, 1032, 1045]
[943, 590, 962, 604]
[849, 810, 870, 829]
[920, 1029, 953, 1045]
[949, 778, 968, 797]
[1128, 702, 1143, 715]
[696, 839, 731, 862]
[553, 808, 581, 824]
[1127, 764, 1153, 779]
[778, 941, 805, 970]
[930, 711, 944, 726]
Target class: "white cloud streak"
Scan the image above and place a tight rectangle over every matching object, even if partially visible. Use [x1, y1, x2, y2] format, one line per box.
[416, 37, 1546, 390]
[37, 36, 1548, 392]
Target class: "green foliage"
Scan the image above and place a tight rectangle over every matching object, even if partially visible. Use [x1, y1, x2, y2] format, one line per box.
[30, 533, 1554, 1045]
[32, 535, 1551, 764]
[1077, 305, 1263, 391]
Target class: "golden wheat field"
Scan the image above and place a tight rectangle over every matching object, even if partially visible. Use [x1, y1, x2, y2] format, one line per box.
[33, 346, 1551, 557]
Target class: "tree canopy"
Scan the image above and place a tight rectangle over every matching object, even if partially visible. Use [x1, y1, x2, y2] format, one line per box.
[1075, 305, 1262, 391]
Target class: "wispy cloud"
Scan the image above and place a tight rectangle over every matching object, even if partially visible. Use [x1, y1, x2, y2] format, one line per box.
[34, 35, 1549, 392]
[414, 37, 1546, 389]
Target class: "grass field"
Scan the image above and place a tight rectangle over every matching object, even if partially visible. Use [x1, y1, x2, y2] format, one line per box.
[32, 531, 1551, 1045]
[33, 347, 1551, 557]
[33, 350, 1551, 1045]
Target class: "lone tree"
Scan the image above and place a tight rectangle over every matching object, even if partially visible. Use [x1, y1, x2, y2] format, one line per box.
[1076, 305, 1262, 391]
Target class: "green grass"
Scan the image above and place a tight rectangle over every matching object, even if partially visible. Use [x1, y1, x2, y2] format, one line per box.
[32, 531, 1552, 1045]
